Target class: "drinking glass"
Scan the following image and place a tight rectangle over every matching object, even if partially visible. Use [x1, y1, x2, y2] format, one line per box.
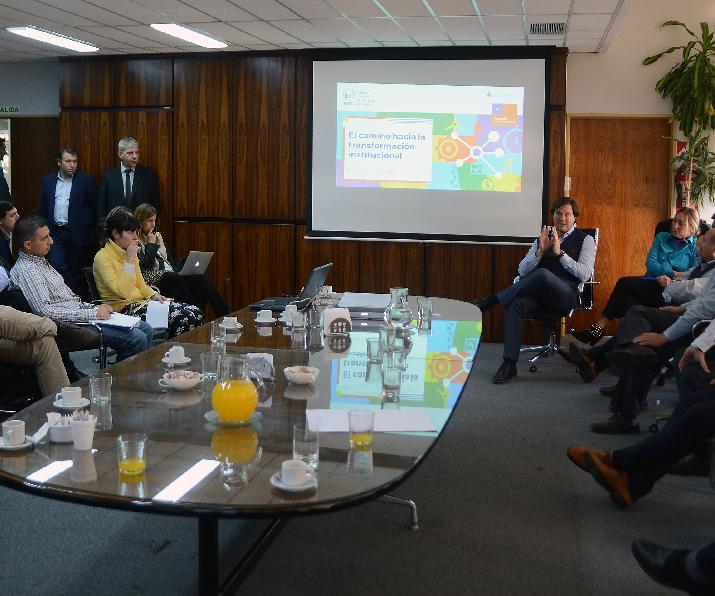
[117, 433, 148, 476]
[366, 337, 383, 364]
[348, 410, 374, 450]
[210, 319, 225, 347]
[89, 372, 112, 405]
[201, 350, 222, 381]
[292, 311, 306, 331]
[381, 365, 401, 405]
[417, 297, 433, 321]
[293, 423, 319, 469]
[347, 448, 373, 476]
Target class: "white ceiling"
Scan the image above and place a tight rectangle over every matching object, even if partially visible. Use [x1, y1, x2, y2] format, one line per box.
[0, 0, 633, 61]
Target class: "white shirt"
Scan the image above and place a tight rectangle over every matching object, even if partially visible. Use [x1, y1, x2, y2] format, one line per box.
[53, 171, 73, 225]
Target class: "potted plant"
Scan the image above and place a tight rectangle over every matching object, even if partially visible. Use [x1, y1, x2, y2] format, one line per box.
[643, 21, 715, 136]
[670, 128, 715, 207]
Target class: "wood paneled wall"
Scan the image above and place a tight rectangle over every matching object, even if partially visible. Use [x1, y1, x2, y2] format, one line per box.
[56, 50, 674, 344]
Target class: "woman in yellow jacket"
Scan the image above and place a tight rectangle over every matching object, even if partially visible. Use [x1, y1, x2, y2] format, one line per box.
[93, 209, 203, 338]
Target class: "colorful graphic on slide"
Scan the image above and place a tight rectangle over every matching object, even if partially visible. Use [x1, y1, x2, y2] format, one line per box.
[336, 82, 524, 192]
[330, 320, 481, 410]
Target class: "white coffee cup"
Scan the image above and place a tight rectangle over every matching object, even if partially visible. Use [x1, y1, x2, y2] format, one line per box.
[56, 386, 82, 406]
[281, 459, 311, 486]
[257, 309, 273, 322]
[165, 345, 185, 363]
[223, 316, 238, 328]
[2, 420, 25, 446]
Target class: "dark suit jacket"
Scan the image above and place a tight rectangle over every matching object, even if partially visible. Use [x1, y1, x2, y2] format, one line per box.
[0, 172, 10, 203]
[0, 233, 11, 271]
[98, 164, 160, 221]
[38, 170, 98, 247]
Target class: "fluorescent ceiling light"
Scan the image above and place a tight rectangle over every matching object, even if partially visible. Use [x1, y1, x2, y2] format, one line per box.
[150, 23, 227, 49]
[6, 26, 99, 53]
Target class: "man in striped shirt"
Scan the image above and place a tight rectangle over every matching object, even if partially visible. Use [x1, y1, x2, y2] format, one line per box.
[10, 215, 154, 363]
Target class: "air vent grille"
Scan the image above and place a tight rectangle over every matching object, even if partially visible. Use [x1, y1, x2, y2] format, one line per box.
[529, 22, 566, 35]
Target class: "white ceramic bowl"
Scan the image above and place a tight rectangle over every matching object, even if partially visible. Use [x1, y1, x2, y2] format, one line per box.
[159, 370, 203, 391]
[283, 366, 320, 385]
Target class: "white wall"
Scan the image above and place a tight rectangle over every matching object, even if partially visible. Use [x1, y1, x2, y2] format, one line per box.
[568, 0, 714, 116]
[0, 60, 59, 116]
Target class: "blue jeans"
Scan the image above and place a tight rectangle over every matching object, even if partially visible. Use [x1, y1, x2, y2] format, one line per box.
[99, 320, 153, 361]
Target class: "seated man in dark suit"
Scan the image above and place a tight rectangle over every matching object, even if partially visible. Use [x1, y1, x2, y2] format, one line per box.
[0, 199, 19, 271]
[97, 136, 160, 222]
[38, 147, 98, 292]
[0, 137, 10, 203]
[474, 197, 596, 383]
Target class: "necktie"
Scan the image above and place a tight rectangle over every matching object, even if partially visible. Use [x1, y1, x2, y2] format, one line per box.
[124, 169, 133, 202]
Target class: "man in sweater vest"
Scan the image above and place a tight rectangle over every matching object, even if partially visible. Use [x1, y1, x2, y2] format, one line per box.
[474, 197, 596, 383]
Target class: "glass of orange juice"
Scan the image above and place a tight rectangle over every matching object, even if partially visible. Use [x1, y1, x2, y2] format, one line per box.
[348, 409, 374, 450]
[211, 355, 264, 424]
[117, 433, 147, 475]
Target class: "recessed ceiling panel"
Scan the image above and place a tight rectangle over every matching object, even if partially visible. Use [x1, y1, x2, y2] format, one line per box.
[569, 13, 612, 37]
[427, 0, 476, 17]
[229, 20, 302, 43]
[328, 0, 385, 18]
[377, 0, 431, 18]
[192, 0, 254, 21]
[272, 20, 339, 43]
[396, 17, 449, 40]
[439, 16, 486, 40]
[475, 0, 523, 16]
[574, 0, 622, 13]
[129, 0, 217, 23]
[230, 0, 299, 20]
[481, 15, 526, 40]
[286, 0, 344, 19]
[309, 19, 376, 42]
[194, 22, 264, 44]
[352, 17, 412, 41]
[525, 0, 572, 14]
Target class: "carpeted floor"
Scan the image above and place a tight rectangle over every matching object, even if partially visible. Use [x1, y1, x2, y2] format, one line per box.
[1, 342, 713, 594]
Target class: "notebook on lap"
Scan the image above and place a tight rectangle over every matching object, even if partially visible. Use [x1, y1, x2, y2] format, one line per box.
[178, 251, 214, 276]
[249, 263, 333, 311]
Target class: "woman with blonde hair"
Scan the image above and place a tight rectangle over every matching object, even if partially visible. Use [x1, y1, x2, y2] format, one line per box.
[133, 203, 229, 316]
[93, 209, 204, 338]
[572, 206, 702, 345]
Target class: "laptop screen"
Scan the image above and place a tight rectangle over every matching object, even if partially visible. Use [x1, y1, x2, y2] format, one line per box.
[298, 263, 333, 300]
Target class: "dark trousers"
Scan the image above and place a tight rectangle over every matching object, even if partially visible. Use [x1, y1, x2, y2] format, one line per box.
[613, 397, 715, 502]
[677, 348, 715, 395]
[601, 276, 664, 320]
[47, 226, 88, 293]
[157, 271, 230, 317]
[497, 268, 577, 361]
[609, 306, 689, 418]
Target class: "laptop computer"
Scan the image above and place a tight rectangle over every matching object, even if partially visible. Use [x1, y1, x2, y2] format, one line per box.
[249, 263, 333, 311]
[178, 251, 214, 276]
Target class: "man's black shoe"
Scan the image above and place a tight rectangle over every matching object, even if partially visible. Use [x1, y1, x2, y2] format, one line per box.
[599, 383, 618, 397]
[590, 414, 640, 434]
[606, 345, 661, 368]
[668, 453, 711, 477]
[569, 343, 598, 382]
[492, 360, 517, 384]
[632, 539, 714, 596]
[472, 294, 498, 313]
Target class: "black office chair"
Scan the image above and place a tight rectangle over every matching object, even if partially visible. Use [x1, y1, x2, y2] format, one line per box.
[519, 228, 600, 372]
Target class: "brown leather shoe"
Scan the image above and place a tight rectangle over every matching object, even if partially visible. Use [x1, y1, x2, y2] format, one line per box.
[585, 451, 633, 508]
[569, 343, 598, 382]
[567, 445, 612, 472]
[556, 345, 578, 364]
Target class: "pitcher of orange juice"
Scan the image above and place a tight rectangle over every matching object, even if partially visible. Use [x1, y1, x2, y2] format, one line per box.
[211, 355, 265, 424]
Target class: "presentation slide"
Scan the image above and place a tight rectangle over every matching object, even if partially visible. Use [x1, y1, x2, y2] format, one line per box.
[337, 82, 524, 193]
[311, 58, 547, 242]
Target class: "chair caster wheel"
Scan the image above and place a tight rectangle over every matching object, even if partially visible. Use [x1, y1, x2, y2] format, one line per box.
[529, 365, 537, 373]
[649, 422, 659, 433]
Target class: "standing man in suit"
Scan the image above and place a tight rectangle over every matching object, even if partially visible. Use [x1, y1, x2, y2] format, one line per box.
[0, 138, 10, 203]
[97, 137, 160, 222]
[0, 200, 19, 271]
[38, 147, 98, 292]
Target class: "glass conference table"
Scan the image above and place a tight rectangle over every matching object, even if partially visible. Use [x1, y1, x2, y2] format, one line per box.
[0, 297, 481, 594]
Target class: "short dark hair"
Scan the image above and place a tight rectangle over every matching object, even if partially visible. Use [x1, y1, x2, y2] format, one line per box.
[551, 197, 579, 218]
[14, 215, 48, 248]
[57, 146, 78, 160]
[0, 200, 15, 220]
[103, 209, 139, 243]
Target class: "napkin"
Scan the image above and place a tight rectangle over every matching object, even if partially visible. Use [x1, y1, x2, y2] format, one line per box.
[29, 422, 49, 445]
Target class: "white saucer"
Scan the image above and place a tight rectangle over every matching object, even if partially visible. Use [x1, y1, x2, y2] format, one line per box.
[220, 322, 243, 331]
[270, 470, 317, 492]
[162, 356, 191, 366]
[0, 436, 33, 451]
[52, 397, 90, 411]
[255, 317, 276, 324]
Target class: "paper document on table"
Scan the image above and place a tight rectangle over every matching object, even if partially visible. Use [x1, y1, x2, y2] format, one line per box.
[306, 409, 437, 432]
[337, 292, 391, 311]
[146, 300, 170, 329]
[91, 312, 141, 328]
